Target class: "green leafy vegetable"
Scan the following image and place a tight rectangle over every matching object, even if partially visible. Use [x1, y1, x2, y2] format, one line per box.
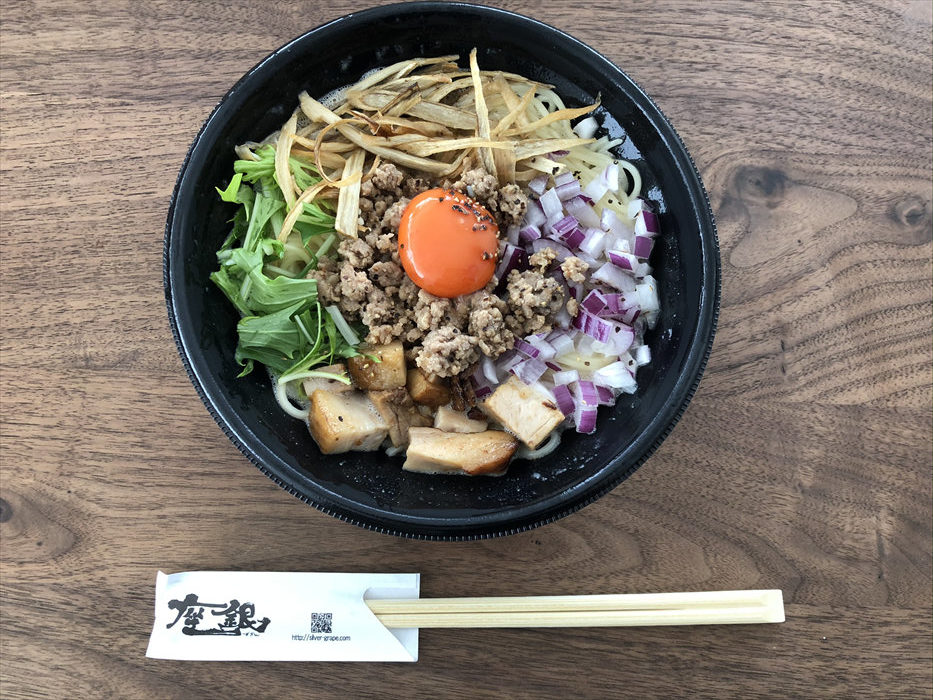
[210, 143, 360, 381]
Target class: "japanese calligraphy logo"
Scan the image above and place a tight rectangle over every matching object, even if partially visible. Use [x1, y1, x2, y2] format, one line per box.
[166, 594, 271, 636]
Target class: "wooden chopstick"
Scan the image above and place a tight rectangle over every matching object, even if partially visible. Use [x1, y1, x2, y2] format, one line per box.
[366, 590, 784, 629]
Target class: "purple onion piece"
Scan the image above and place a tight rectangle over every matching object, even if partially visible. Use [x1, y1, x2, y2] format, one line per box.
[519, 224, 542, 242]
[634, 235, 654, 259]
[552, 384, 575, 416]
[549, 214, 579, 237]
[593, 261, 637, 291]
[564, 196, 601, 228]
[514, 338, 541, 359]
[528, 175, 549, 196]
[581, 289, 608, 315]
[555, 179, 582, 201]
[511, 356, 548, 385]
[539, 188, 563, 222]
[641, 210, 660, 235]
[524, 200, 546, 228]
[554, 171, 576, 188]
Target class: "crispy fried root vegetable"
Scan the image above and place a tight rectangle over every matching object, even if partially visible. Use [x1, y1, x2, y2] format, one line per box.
[260, 51, 598, 242]
[335, 148, 366, 237]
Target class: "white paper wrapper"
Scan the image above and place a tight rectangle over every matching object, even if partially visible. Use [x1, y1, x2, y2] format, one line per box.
[146, 571, 419, 662]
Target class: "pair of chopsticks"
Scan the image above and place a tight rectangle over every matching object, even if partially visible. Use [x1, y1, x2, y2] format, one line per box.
[366, 590, 785, 628]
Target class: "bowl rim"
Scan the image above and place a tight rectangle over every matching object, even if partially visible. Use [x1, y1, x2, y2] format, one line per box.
[163, 1, 721, 540]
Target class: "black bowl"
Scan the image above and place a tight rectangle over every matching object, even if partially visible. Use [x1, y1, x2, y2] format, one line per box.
[164, 2, 720, 539]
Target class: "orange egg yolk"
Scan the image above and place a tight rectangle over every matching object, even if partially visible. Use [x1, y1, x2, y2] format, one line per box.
[398, 188, 499, 298]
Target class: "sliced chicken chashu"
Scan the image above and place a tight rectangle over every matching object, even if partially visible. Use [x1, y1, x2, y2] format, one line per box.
[367, 387, 432, 447]
[481, 375, 565, 449]
[406, 367, 451, 407]
[433, 404, 488, 433]
[308, 389, 388, 454]
[403, 427, 518, 476]
[347, 340, 407, 390]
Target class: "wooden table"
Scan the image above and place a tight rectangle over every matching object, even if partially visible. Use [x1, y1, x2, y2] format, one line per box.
[2, 1, 930, 697]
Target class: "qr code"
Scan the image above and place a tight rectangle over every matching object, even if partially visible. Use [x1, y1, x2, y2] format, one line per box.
[310, 613, 333, 633]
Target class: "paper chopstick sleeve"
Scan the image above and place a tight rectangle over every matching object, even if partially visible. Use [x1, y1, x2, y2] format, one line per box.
[146, 571, 420, 662]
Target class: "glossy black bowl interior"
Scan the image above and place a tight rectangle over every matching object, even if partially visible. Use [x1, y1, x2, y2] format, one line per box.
[164, 2, 720, 539]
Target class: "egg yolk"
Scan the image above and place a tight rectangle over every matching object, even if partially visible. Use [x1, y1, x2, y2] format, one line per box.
[398, 188, 499, 298]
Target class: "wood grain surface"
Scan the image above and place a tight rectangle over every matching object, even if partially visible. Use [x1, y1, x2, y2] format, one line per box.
[1, 0, 931, 697]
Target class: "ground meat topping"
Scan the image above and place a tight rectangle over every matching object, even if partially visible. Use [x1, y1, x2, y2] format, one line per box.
[491, 183, 528, 228]
[371, 260, 404, 287]
[416, 326, 481, 377]
[369, 162, 405, 192]
[504, 269, 565, 337]
[561, 256, 590, 284]
[338, 237, 375, 270]
[529, 247, 557, 272]
[310, 162, 570, 377]
[468, 291, 514, 357]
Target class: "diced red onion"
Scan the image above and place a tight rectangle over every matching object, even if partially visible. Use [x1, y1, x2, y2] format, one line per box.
[583, 163, 619, 202]
[519, 224, 542, 242]
[581, 289, 608, 315]
[470, 364, 496, 398]
[545, 361, 562, 371]
[632, 277, 660, 314]
[593, 361, 637, 392]
[552, 383, 575, 416]
[494, 244, 528, 285]
[506, 225, 520, 245]
[526, 335, 557, 360]
[578, 227, 605, 258]
[627, 198, 646, 219]
[595, 384, 617, 406]
[554, 171, 576, 188]
[634, 344, 651, 367]
[572, 308, 620, 345]
[546, 330, 575, 356]
[552, 369, 579, 385]
[514, 338, 540, 358]
[593, 261, 637, 291]
[539, 188, 563, 223]
[572, 381, 599, 434]
[495, 350, 522, 374]
[600, 207, 618, 232]
[607, 249, 637, 271]
[473, 384, 493, 399]
[528, 175, 549, 196]
[556, 180, 582, 201]
[511, 356, 548, 385]
[561, 227, 586, 250]
[524, 200, 546, 228]
[482, 354, 499, 383]
[563, 196, 602, 228]
[609, 323, 635, 354]
[633, 235, 654, 259]
[572, 116, 599, 139]
[549, 214, 579, 237]
[641, 210, 660, 236]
